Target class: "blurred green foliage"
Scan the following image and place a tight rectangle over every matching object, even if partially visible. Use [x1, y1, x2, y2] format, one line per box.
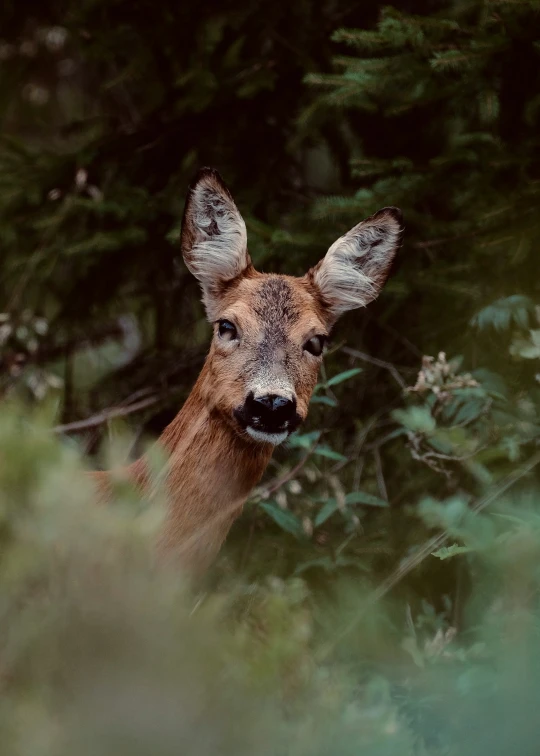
[1, 0, 540, 748]
[0, 402, 540, 754]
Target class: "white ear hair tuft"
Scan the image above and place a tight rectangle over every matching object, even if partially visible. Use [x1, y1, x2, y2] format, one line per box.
[309, 207, 403, 320]
[180, 168, 251, 319]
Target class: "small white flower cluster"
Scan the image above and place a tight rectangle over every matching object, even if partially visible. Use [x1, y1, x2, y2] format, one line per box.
[0, 310, 48, 354]
[0, 311, 62, 400]
[0, 25, 74, 107]
[48, 167, 103, 204]
[408, 351, 479, 402]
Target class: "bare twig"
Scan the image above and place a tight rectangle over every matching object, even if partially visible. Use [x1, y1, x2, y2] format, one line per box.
[410, 227, 482, 250]
[316, 448, 540, 662]
[352, 456, 365, 491]
[354, 397, 404, 455]
[367, 316, 423, 359]
[258, 436, 321, 498]
[412, 445, 488, 464]
[53, 395, 159, 434]
[239, 520, 256, 572]
[373, 447, 388, 502]
[372, 449, 540, 602]
[342, 346, 408, 390]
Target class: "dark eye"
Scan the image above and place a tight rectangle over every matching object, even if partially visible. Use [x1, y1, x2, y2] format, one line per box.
[217, 319, 237, 341]
[304, 335, 326, 357]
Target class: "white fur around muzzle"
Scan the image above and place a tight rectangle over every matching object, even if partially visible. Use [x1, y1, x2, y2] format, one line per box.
[246, 427, 289, 445]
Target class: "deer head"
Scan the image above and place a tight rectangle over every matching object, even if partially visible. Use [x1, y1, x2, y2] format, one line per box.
[180, 168, 403, 446]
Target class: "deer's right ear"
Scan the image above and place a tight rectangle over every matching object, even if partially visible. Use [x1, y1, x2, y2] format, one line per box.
[181, 167, 252, 319]
[307, 207, 403, 325]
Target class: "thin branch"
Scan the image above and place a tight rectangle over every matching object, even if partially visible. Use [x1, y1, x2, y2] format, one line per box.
[414, 445, 488, 463]
[373, 446, 388, 502]
[410, 229, 483, 250]
[341, 346, 408, 390]
[53, 395, 159, 434]
[366, 315, 424, 359]
[373, 449, 540, 602]
[355, 396, 404, 454]
[352, 455, 364, 491]
[316, 448, 540, 662]
[239, 520, 256, 573]
[363, 428, 403, 452]
[257, 437, 322, 498]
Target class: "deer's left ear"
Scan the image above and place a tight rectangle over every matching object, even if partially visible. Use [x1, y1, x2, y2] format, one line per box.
[308, 207, 403, 323]
[181, 167, 252, 319]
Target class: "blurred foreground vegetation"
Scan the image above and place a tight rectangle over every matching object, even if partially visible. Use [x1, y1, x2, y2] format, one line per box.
[2, 403, 540, 754]
[1, 0, 540, 751]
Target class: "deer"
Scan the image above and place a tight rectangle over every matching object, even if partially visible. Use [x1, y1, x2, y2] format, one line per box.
[92, 167, 403, 576]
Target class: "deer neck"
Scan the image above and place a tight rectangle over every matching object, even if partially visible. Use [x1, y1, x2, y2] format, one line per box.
[143, 360, 273, 573]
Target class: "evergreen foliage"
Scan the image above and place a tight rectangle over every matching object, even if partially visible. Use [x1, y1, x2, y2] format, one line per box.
[304, 0, 540, 356]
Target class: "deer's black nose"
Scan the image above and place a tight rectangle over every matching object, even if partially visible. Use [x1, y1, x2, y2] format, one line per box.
[254, 395, 292, 412]
[243, 392, 298, 432]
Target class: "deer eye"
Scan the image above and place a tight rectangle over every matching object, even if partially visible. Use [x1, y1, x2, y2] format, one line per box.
[217, 319, 238, 341]
[303, 335, 326, 357]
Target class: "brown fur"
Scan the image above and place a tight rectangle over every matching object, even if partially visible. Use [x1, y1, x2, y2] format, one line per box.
[89, 168, 403, 575]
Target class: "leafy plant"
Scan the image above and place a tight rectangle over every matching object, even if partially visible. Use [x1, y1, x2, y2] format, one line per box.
[1, 402, 540, 754]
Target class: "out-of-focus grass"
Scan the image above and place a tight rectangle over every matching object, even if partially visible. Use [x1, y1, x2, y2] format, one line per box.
[1, 401, 540, 755]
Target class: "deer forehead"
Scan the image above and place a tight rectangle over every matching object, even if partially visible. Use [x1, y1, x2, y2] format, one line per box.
[220, 275, 327, 340]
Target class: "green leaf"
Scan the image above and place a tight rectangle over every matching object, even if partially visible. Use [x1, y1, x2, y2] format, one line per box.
[373, 427, 408, 448]
[432, 544, 474, 560]
[294, 554, 369, 575]
[294, 557, 336, 575]
[510, 330, 540, 360]
[470, 295, 534, 332]
[310, 395, 338, 407]
[470, 369, 508, 399]
[326, 368, 363, 387]
[345, 491, 388, 507]
[313, 445, 348, 462]
[393, 406, 436, 434]
[314, 498, 339, 527]
[451, 397, 486, 426]
[259, 501, 305, 539]
[286, 431, 321, 450]
[402, 637, 425, 668]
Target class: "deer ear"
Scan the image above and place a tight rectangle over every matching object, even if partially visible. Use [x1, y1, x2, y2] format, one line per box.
[181, 167, 252, 318]
[308, 207, 403, 322]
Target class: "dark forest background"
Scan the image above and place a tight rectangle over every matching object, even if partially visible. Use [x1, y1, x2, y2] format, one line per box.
[1, 1, 540, 753]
